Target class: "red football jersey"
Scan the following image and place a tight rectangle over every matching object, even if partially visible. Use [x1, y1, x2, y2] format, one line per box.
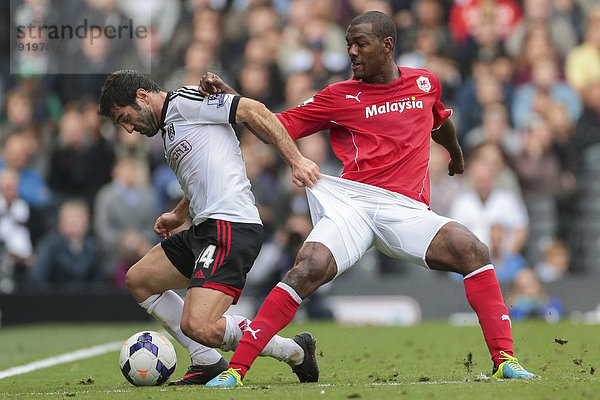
[276, 67, 452, 206]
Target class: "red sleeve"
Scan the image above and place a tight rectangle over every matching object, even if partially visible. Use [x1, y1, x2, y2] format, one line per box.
[275, 87, 335, 140]
[430, 72, 452, 130]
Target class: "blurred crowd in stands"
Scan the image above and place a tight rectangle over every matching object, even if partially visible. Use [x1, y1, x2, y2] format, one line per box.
[2, 0, 600, 321]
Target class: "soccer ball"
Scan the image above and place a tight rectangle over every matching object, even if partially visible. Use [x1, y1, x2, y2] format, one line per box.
[119, 331, 177, 386]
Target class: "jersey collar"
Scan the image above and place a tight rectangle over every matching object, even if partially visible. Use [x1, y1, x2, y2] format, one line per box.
[160, 91, 173, 129]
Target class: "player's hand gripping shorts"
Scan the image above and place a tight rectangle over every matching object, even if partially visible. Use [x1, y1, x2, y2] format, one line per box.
[305, 175, 453, 276]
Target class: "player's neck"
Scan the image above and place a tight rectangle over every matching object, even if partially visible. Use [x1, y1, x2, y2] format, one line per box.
[364, 63, 400, 85]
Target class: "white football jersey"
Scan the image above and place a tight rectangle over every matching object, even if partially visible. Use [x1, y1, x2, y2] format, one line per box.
[160, 86, 261, 225]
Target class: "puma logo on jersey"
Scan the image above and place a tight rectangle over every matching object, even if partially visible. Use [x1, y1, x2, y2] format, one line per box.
[345, 92, 362, 103]
[246, 326, 261, 340]
[501, 314, 512, 327]
[365, 96, 424, 119]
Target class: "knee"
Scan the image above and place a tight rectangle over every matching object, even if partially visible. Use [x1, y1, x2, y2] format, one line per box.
[470, 238, 491, 266]
[180, 318, 220, 348]
[126, 260, 165, 302]
[125, 263, 145, 297]
[455, 234, 492, 274]
[283, 244, 336, 298]
[294, 247, 329, 281]
[427, 222, 491, 275]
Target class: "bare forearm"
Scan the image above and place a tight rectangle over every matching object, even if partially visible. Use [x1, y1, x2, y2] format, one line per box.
[432, 119, 464, 175]
[199, 74, 320, 186]
[431, 119, 462, 159]
[172, 196, 190, 220]
[236, 98, 303, 166]
[198, 73, 268, 142]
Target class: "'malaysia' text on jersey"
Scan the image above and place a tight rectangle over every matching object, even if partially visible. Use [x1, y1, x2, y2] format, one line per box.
[365, 96, 424, 119]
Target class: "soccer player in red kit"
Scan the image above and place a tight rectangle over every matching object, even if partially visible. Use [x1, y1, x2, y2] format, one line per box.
[203, 10, 535, 386]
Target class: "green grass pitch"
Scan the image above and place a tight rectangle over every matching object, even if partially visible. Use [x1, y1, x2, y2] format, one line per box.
[0, 320, 599, 399]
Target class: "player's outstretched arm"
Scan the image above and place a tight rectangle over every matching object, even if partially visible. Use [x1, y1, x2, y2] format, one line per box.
[431, 119, 464, 176]
[235, 97, 321, 188]
[154, 196, 190, 239]
[198, 72, 271, 144]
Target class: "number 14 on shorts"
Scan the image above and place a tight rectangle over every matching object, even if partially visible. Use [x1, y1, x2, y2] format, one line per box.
[195, 245, 216, 270]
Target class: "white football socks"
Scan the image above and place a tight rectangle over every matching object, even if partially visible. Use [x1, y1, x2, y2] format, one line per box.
[221, 314, 304, 366]
[140, 291, 304, 366]
[139, 291, 222, 365]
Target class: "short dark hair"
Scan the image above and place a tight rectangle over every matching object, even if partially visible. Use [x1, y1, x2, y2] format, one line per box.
[98, 70, 162, 118]
[350, 11, 397, 49]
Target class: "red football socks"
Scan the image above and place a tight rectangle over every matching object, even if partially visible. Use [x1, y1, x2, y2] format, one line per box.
[229, 283, 301, 377]
[464, 265, 514, 367]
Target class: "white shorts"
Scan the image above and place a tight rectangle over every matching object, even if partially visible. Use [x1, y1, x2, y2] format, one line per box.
[305, 175, 453, 277]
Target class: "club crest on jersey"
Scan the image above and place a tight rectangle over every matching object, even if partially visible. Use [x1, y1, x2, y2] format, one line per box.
[166, 124, 175, 141]
[365, 96, 424, 119]
[207, 93, 226, 108]
[416, 76, 431, 92]
[167, 140, 192, 173]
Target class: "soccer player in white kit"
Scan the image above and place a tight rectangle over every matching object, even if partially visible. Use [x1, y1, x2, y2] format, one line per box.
[201, 11, 535, 387]
[98, 70, 321, 385]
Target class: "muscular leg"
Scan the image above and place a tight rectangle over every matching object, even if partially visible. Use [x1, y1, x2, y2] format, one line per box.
[282, 242, 338, 298]
[179, 287, 301, 358]
[130, 245, 304, 368]
[425, 222, 490, 275]
[127, 244, 222, 365]
[228, 242, 338, 377]
[426, 222, 513, 367]
[180, 287, 233, 348]
[181, 285, 308, 364]
[127, 244, 189, 301]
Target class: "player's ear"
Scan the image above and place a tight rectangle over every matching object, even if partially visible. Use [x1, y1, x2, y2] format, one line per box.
[135, 88, 149, 104]
[382, 36, 394, 54]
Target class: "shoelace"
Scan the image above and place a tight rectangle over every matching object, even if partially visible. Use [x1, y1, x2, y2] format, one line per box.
[498, 351, 525, 370]
[217, 369, 241, 382]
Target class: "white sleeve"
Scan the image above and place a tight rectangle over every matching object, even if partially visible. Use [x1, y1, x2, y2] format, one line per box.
[176, 91, 240, 125]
